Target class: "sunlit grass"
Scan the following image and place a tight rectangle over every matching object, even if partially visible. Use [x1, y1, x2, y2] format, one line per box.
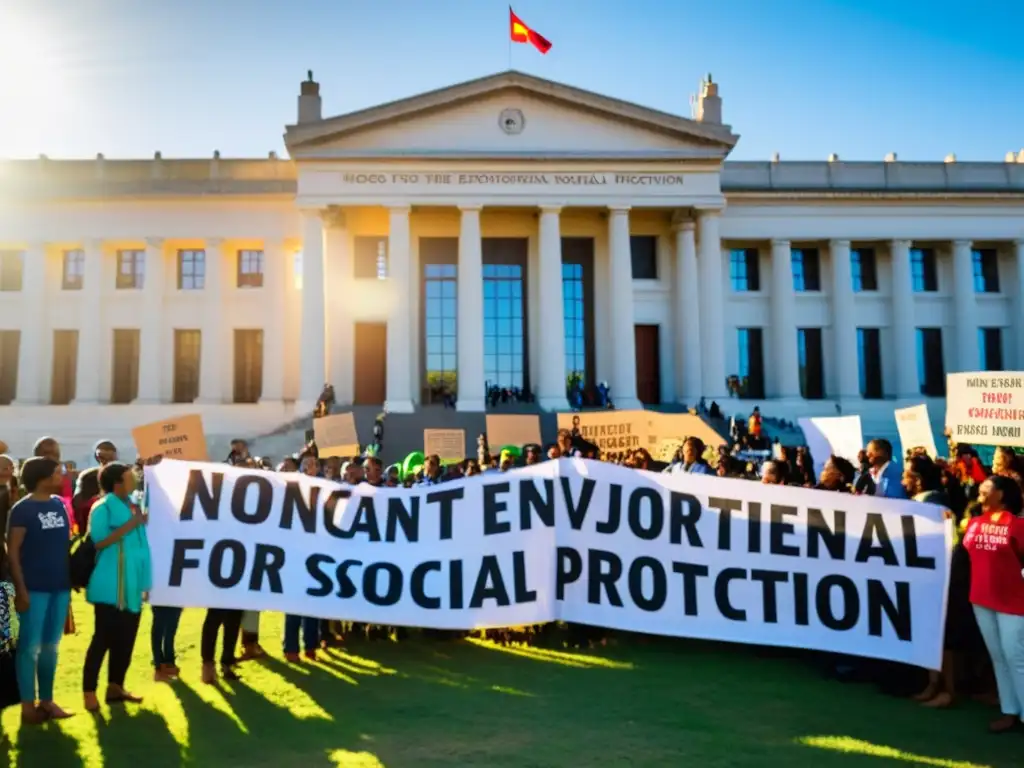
[799, 735, 994, 768]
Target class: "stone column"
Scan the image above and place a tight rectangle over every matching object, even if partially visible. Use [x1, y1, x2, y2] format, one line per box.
[298, 212, 328, 408]
[72, 239, 105, 404]
[697, 209, 726, 398]
[1015, 240, 1024, 369]
[770, 239, 800, 399]
[135, 238, 165, 403]
[385, 206, 414, 413]
[607, 206, 642, 409]
[197, 238, 225, 403]
[13, 242, 47, 404]
[323, 211, 354, 405]
[456, 205, 486, 411]
[259, 239, 287, 403]
[830, 239, 859, 399]
[890, 239, 919, 398]
[536, 206, 568, 411]
[951, 239, 979, 371]
[673, 218, 702, 405]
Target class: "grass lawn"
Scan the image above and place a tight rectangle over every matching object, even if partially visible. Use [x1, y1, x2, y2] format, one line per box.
[0, 594, 1019, 767]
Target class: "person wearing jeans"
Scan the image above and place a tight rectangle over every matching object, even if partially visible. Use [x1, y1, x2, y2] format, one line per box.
[284, 615, 320, 662]
[962, 475, 1024, 733]
[7, 456, 74, 724]
[151, 606, 184, 680]
[83, 463, 151, 712]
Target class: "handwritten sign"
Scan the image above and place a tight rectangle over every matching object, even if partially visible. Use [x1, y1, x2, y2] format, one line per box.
[556, 411, 648, 454]
[946, 372, 1024, 447]
[485, 414, 542, 448]
[131, 414, 209, 462]
[424, 429, 466, 462]
[647, 413, 726, 453]
[895, 404, 938, 458]
[313, 412, 360, 458]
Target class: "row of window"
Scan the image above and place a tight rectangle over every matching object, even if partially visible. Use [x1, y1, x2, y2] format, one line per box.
[735, 326, 1005, 400]
[729, 247, 1001, 294]
[0, 328, 264, 406]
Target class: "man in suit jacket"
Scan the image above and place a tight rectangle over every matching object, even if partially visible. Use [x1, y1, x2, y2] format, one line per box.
[866, 438, 906, 499]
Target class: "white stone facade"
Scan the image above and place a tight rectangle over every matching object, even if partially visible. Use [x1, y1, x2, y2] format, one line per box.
[0, 71, 1022, 461]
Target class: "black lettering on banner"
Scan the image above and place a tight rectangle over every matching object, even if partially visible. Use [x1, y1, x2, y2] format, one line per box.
[282, 481, 319, 533]
[335, 560, 360, 598]
[709, 496, 742, 550]
[597, 483, 621, 534]
[901, 515, 936, 570]
[427, 487, 464, 540]
[469, 555, 511, 608]
[627, 487, 663, 541]
[556, 547, 583, 600]
[209, 539, 246, 588]
[180, 470, 223, 521]
[628, 556, 666, 611]
[323, 489, 352, 538]
[249, 544, 285, 592]
[855, 513, 898, 566]
[340, 497, 382, 541]
[305, 554, 334, 596]
[792, 572, 810, 625]
[669, 492, 703, 546]
[168, 539, 204, 585]
[807, 508, 846, 560]
[748, 501, 762, 553]
[671, 562, 709, 615]
[588, 549, 623, 606]
[386, 497, 419, 542]
[513, 551, 537, 603]
[519, 478, 555, 530]
[449, 559, 464, 609]
[868, 580, 912, 640]
[232, 475, 274, 524]
[560, 477, 595, 529]
[411, 561, 442, 609]
[715, 567, 747, 621]
[483, 482, 512, 535]
[364, 562, 402, 606]
[816, 574, 859, 631]
[769, 505, 800, 557]
[750, 569, 788, 623]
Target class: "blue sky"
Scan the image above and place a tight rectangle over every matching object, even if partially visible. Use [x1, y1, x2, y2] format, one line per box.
[0, 0, 1020, 161]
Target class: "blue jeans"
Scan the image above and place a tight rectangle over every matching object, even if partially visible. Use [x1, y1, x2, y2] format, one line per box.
[974, 605, 1024, 720]
[16, 590, 71, 702]
[283, 615, 319, 654]
[151, 606, 183, 667]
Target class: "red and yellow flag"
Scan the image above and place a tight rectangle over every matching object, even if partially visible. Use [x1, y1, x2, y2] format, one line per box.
[510, 7, 552, 54]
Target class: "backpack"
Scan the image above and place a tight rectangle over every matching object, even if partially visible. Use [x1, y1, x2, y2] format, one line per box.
[69, 534, 97, 590]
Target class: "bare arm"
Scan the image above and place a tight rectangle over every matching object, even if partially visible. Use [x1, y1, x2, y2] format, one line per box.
[93, 514, 142, 551]
[8, 526, 28, 609]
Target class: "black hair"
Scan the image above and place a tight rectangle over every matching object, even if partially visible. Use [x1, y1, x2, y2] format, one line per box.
[32, 436, 57, 457]
[987, 474, 1024, 517]
[828, 455, 857, 486]
[684, 436, 705, 453]
[868, 438, 893, 459]
[20, 457, 59, 492]
[906, 455, 942, 492]
[74, 467, 101, 500]
[365, 456, 382, 470]
[98, 463, 131, 494]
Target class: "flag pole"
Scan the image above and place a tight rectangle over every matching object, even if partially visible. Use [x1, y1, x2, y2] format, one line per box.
[507, 29, 512, 69]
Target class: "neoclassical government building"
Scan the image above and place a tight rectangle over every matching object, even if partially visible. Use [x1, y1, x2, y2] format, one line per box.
[1, 70, 1022, 458]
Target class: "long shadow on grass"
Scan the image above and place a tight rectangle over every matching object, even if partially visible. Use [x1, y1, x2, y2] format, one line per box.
[12, 717, 82, 768]
[92, 704, 183, 768]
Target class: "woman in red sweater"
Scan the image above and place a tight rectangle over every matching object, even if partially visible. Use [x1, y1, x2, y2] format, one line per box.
[962, 475, 1024, 733]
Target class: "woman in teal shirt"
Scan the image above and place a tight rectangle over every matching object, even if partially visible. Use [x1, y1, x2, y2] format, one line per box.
[83, 463, 151, 712]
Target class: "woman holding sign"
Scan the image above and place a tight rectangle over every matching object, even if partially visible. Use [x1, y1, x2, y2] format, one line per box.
[962, 475, 1024, 733]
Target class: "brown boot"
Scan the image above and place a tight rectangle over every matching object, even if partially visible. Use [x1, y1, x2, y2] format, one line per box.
[154, 665, 172, 683]
[201, 662, 217, 685]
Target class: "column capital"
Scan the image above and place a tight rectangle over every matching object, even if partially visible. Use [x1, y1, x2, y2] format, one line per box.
[457, 203, 483, 213]
[829, 238, 851, 249]
[951, 238, 973, 249]
[673, 219, 696, 233]
[83, 238, 104, 252]
[607, 204, 631, 214]
[770, 239, 791, 249]
[205, 237, 224, 248]
[322, 207, 347, 229]
[538, 204, 563, 215]
[890, 238, 913, 249]
[387, 204, 412, 214]
[145, 237, 164, 249]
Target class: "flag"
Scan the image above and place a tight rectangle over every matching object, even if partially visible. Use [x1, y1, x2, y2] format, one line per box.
[510, 7, 552, 54]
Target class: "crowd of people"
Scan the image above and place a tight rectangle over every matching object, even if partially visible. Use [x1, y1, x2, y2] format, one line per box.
[0, 411, 1023, 737]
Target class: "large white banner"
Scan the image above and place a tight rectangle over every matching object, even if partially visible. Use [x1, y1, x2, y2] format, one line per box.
[146, 459, 952, 669]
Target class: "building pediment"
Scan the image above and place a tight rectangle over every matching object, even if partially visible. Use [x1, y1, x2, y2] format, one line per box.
[284, 70, 738, 161]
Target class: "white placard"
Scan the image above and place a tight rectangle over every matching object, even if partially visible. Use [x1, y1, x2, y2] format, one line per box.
[798, 416, 865, 480]
[946, 371, 1024, 448]
[895, 404, 939, 458]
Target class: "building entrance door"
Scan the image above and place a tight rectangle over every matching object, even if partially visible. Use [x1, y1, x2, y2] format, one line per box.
[354, 322, 387, 404]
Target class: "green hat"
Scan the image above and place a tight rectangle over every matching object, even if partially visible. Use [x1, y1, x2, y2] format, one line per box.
[402, 451, 425, 480]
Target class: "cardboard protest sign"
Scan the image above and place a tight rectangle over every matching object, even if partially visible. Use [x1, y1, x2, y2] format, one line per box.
[798, 415, 863, 480]
[485, 414, 542, 448]
[425, 429, 466, 462]
[946, 372, 1024, 448]
[313, 412, 360, 458]
[147, 458, 952, 671]
[648, 413, 726, 452]
[556, 410, 648, 455]
[132, 414, 209, 462]
[895, 404, 938, 457]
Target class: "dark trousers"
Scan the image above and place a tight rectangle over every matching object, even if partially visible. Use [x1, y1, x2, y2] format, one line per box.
[151, 606, 183, 667]
[284, 615, 320, 654]
[83, 604, 141, 692]
[201, 608, 242, 666]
